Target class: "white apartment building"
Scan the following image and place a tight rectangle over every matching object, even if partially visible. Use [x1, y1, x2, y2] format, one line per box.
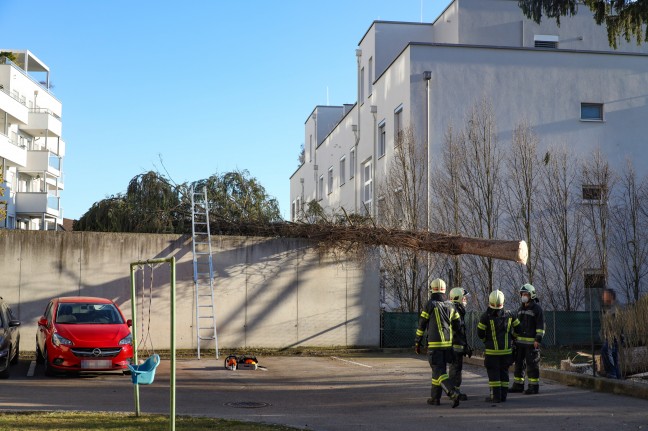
[0, 50, 65, 230]
[289, 0, 648, 222]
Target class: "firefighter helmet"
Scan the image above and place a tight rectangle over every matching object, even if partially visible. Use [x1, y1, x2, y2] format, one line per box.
[488, 290, 505, 309]
[449, 287, 468, 303]
[519, 283, 537, 300]
[429, 278, 446, 294]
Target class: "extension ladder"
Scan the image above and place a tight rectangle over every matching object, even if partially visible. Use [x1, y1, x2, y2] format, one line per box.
[190, 185, 219, 359]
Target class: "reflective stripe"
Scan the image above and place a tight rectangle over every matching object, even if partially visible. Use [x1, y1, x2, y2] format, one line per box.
[536, 329, 545, 334]
[453, 345, 464, 352]
[438, 374, 449, 383]
[500, 382, 508, 388]
[490, 320, 498, 351]
[477, 322, 486, 330]
[528, 377, 540, 383]
[517, 336, 535, 343]
[416, 329, 424, 337]
[488, 381, 501, 388]
[421, 311, 430, 319]
[485, 348, 512, 355]
[514, 377, 524, 383]
[428, 341, 453, 348]
[434, 308, 446, 344]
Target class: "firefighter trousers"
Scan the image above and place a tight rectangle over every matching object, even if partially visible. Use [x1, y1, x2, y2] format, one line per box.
[513, 343, 540, 387]
[427, 349, 455, 399]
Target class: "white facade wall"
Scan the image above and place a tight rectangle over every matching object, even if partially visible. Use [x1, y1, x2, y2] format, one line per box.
[290, 0, 648, 222]
[0, 50, 65, 231]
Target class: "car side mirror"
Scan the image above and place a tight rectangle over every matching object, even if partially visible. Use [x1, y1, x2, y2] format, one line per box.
[37, 316, 48, 327]
[9, 320, 20, 328]
[126, 319, 132, 327]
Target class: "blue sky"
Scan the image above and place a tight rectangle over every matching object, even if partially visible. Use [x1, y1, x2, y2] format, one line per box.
[1, 0, 447, 220]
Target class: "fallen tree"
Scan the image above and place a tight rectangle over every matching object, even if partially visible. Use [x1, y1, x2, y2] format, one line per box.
[213, 221, 528, 265]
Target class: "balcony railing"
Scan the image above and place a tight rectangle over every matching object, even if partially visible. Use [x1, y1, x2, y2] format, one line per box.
[15, 191, 60, 217]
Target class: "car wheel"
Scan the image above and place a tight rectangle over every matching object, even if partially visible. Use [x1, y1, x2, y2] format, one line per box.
[43, 348, 55, 377]
[35, 340, 45, 364]
[10, 340, 19, 365]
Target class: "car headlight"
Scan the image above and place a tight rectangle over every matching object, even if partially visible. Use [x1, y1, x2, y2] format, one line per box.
[119, 334, 133, 345]
[52, 332, 73, 347]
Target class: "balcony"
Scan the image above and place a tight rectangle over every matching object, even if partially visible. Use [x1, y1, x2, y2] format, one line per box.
[22, 108, 62, 137]
[15, 191, 59, 217]
[26, 150, 61, 177]
[0, 86, 29, 125]
[0, 132, 27, 167]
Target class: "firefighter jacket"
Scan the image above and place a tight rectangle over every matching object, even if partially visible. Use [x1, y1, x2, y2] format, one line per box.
[415, 295, 461, 349]
[477, 309, 520, 356]
[515, 300, 545, 346]
[451, 303, 467, 353]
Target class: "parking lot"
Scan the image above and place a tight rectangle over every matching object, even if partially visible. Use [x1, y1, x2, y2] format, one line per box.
[2, 353, 647, 430]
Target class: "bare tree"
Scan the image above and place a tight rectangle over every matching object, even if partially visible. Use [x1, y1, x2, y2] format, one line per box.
[536, 147, 588, 311]
[430, 123, 466, 288]
[455, 99, 504, 300]
[609, 159, 648, 303]
[377, 126, 435, 312]
[502, 122, 542, 287]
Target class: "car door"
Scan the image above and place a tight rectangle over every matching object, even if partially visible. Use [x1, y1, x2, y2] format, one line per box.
[36, 301, 54, 352]
[5, 303, 19, 359]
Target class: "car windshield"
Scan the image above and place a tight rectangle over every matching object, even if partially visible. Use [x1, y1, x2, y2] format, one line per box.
[56, 303, 124, 324]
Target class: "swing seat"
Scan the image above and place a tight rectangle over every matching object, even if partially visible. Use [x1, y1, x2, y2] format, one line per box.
[127, 354, 160, 385]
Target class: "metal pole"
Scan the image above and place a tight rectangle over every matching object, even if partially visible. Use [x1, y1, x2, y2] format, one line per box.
[589, 288, 596, 376]
[170, 256, 176, 431]
[129, 263, 140, 416]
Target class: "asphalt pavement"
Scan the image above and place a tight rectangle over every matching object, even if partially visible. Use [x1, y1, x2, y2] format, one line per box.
[1, 354, 647, 430]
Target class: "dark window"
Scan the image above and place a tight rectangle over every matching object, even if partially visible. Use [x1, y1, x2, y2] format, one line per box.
[581, 103, 603, 121]
[584, 272, 606, 290]
[582, 185, 603, 201]
[535, 40, 558, 48]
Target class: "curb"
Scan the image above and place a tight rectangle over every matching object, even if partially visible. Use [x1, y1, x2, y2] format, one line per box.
[463, 356, 648, 401]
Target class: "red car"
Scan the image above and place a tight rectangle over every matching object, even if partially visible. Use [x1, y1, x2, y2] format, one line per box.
[36, 297, 133, 375]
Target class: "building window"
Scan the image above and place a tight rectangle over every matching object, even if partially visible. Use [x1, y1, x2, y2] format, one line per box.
[378, 121, 386, 157]
[309, 134, 313, 162]
[291, 201, 296, 221]
[581, 103, 603, 121]
[328, 167, 334, 194]
[350, 149, 356, 179]
[360, 67, 365, 102]
[582, 184, 605, 204]
[296, 197, 302, 219]
[368, 57, 373, 97]
[318, 175, 324, 201]
[534, 35, 559, 49]
[394, 105, 403, 144]
[340, 156, 346, 186]
[362, 159, 373, 214]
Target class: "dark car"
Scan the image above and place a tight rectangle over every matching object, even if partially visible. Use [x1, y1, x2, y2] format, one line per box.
[36, 296, 133, 376]
[0, 296, 21, 378]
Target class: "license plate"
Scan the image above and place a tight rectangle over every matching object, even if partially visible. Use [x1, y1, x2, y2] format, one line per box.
[81, 359, 112, 369]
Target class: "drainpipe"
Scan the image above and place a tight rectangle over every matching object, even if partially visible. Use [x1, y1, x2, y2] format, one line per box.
[313, 112, 318, 199]
[424, 71, 432, 283]
[371, 105, 377, 221]
[355, 49, 362, 213]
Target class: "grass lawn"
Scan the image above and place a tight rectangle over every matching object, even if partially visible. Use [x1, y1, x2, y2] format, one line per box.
[0, 411, 301, 431]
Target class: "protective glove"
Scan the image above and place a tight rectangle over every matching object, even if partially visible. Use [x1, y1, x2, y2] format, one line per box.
[415, 344, 421, 355]
[464, 345, 473, 358]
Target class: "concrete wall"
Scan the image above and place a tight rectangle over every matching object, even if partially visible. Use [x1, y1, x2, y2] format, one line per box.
[0, 230, 380, 352]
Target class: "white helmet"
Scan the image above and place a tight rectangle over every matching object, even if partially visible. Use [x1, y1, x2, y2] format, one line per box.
[429, 278, 446, 294]
[520, 283, 537, 300]
[449, 287, 468, 303]
[489, 290, 505, 309]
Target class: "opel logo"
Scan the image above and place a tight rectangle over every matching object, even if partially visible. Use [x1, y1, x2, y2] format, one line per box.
[92, 348, 102, 357]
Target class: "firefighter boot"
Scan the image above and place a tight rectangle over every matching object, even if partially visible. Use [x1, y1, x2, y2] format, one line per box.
[457, 388, 468, 401]
[447, 390, 460, 408]
[509, 382, 524, 393]
[524, 384, 539, 395]
[500, 387, 508, 402]
[484, 387, 501, 403]
[427, 386, 441, 406]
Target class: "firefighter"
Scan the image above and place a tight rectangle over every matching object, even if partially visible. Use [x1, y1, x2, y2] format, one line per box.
[510, 283, 545, 395]
[448, 287, 471, 401]
[477, 290, 520, 403]
[414, 278, 461, 408]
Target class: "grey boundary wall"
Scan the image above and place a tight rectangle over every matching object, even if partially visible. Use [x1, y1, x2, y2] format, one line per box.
[0, 231, 380, 351]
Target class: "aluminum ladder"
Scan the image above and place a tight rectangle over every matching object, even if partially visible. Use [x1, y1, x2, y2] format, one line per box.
[190, 184, 219, 359]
